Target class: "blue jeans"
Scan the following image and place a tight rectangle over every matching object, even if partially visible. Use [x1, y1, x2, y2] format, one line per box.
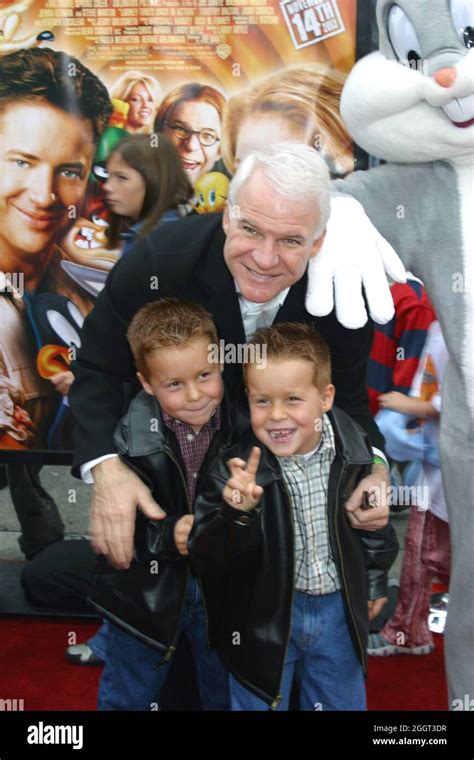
[230, 590, 366, 711]
[97, 576, 230, 711]
[88, 621, 108, 661]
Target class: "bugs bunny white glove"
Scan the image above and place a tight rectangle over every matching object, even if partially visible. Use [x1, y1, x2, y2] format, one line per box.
[305, 195, 407, 329]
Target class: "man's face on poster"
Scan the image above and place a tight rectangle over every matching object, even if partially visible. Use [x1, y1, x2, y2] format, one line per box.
[0, 101, 94, 261]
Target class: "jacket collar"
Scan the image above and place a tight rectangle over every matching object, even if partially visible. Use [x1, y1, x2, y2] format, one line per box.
[193, 220, 247, 349]
[113, 385, 246, 458]
[230, 406, 372, 488]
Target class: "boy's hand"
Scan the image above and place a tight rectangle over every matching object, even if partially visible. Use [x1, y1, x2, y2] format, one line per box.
[174, 515, 195, 556]
[368, 597, 388, 621]
[378, 391, 412, 413]
[223, 446, 263, 512]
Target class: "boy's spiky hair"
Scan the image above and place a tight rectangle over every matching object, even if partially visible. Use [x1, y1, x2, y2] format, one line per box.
[244, 322, 331, 389]
[127, 298, 218, 377]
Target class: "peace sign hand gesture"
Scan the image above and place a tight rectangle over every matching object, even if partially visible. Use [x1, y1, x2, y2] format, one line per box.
[223, 446, 263, 512]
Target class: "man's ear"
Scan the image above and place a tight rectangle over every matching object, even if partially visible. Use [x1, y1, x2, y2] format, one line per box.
[222, 201, 230, 235]
[309, 229, 327, 259]
[137, 371, 154, 396]
[321, 383, 335, 412]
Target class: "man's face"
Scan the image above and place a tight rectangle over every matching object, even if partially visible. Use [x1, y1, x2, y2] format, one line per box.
[222, 170, 325, 303]
[0, 102, 94, 262]
[138, 337, 224, 433]
[246, 358, 335, 456]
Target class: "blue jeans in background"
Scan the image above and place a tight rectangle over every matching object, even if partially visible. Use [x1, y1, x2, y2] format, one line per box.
[230, 590, 367, 711]
[97, 576, 229, 711]
[88, 620, 108, 661]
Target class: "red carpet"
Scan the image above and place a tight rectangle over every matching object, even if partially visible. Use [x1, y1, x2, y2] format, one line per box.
[367, 633, 448, 710]
[1, 617, 101, 711]
[0, 616, 448, 711]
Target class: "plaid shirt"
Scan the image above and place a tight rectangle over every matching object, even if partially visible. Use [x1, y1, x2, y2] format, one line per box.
[278, 414, 341, 595]
[162, 407, 221, 505]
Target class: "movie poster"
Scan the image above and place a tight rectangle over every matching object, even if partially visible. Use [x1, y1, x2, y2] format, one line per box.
[0, 0, 358, 460]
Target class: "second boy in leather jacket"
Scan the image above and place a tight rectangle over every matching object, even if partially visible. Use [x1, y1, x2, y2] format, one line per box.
[190, 405, 398, 708]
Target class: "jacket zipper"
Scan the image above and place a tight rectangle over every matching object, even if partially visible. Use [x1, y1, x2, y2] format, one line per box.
[162, 449, 192, 661]
[333, 463, 366, 668]
[209, 474, 294, 710]
[195, 442, 234, 649]
[269, 477, 296, 710]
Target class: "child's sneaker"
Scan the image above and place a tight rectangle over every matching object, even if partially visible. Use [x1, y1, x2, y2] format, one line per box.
[66, 643, 103, 665]
[367, 632, 435, 656]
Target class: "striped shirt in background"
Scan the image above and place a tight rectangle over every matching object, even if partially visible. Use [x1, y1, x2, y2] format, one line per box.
[367, 278, 435, 416]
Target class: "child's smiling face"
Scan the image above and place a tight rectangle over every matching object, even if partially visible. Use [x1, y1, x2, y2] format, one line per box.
[246, 357, 335, 456]
[138, 336, 224, 433]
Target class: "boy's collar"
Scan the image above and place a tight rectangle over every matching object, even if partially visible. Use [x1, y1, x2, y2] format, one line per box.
[229, 407, 373, 487]
[162, 406, 221, 436]
[114, 387, 238, 457]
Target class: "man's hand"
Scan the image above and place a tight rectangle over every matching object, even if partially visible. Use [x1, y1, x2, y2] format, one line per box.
[223, 447, 263, 511]
[305, 195, 407, 329]
[368, 597, 388, 621]
[90, 457, 166, 569]
[174, 515, 194, 556]
[345, 463, 389, 531]
[49, 370, 74, 397]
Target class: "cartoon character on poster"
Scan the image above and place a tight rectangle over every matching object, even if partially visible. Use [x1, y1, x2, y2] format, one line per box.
[0, 0, 53, 55]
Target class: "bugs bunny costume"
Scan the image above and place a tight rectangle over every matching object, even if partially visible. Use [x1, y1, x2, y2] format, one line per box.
[306, 0, 474, 707]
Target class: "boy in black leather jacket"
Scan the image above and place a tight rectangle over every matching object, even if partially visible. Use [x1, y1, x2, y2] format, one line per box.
[88, 298, 247, 710]
[190, 323, 398, 710]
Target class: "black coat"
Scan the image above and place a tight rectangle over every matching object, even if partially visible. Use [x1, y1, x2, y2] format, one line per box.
[87, 388, 249, 655]
[70, 213, 384, 475]
[189, 407, 398, 708]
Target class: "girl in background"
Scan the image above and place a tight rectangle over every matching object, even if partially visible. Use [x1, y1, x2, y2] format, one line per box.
[103, 133, 193, 255]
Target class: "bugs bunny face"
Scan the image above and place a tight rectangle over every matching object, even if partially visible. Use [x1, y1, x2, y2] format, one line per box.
[340, 0, 474, 162]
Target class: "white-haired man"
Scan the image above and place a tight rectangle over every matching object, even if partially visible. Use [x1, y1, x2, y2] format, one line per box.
[70, 143, 390, 570]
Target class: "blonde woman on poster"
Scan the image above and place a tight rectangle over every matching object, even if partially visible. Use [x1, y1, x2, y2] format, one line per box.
[109, 72, 161, 135]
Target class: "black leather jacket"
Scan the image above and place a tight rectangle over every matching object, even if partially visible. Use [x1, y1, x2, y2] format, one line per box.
[189, 407, 398, 708]
[87, 388, 249, 658]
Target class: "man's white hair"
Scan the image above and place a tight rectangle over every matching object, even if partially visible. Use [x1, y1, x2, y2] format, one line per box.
[227, 142, 331, 239]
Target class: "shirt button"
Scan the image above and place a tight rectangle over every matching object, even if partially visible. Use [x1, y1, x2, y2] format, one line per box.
[186, 434, 194, 441]
[192, 472, 197, 479]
